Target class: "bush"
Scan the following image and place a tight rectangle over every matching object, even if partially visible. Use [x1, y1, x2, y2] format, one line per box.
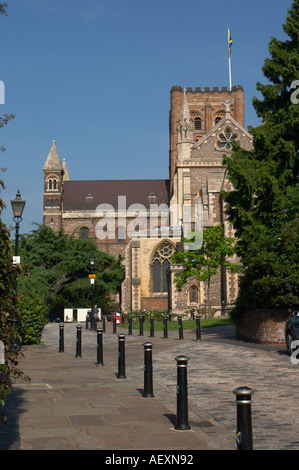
[128, 310, 168, 322]
[18, 296, 48, 345]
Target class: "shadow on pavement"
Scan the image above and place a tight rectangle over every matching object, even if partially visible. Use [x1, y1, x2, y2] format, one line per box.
[0, 387, 22, 450]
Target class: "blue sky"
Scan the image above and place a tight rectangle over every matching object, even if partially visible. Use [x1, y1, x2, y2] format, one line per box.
[0, 0, 293, 234]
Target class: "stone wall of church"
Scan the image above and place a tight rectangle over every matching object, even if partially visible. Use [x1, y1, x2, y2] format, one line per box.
[43, 212, 62, 232]
[169, 264, 223, 315]
[61, 216, 95, 238]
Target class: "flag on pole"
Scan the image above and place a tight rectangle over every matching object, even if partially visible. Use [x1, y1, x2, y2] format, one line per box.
[228, 29, 233, 57]
[228, 28, 232, 91]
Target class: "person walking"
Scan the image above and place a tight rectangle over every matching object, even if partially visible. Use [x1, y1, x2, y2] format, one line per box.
[92, 305, 100, 321]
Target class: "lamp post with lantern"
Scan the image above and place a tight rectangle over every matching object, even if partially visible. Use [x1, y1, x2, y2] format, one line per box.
[89, 252, 96, 329]
[11, 190, 26, 306]
[10, 190, 25, 344]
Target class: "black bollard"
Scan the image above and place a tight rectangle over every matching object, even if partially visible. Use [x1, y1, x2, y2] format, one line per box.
[113, 314, 117, 334]
[59, 324, 64, 353]
[139, 314, 144, 336]
[163, 315, 168, 338]
[128, 314, 132, 335]
[175, 355, 190, 430]
[178, 315, 184, 340]
[86, 314, 89, 329]
[102, 315, 106, 333]
[75, 325, 82, 358]
[196, 314, 201, 341]
[143, 342, 154, 397]
[96, 328, 104, 366]
[233, 387, 254, 450]
[117, 334, 126, 379]
[150, 314, 154, 338]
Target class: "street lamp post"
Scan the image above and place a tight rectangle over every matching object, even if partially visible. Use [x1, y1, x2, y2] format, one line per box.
[10, 190, 26, 343]
[11, 190, 26, 303]
[89, 252, 96, 329]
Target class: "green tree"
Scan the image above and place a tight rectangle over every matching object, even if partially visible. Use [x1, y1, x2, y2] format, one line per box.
[18, 225, 125, 317]
[0, 2, 29, 417]
[171, 226, 238, 316]
[223, 1, 299, 314]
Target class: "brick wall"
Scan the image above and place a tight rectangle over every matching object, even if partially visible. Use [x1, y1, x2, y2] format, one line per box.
[236, 308, 293, 345]
[141, 296, 168, 311]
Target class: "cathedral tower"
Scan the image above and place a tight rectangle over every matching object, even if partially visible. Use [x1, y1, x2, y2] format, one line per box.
[169, 85, 245, 194]
[43, 140, 64, 231]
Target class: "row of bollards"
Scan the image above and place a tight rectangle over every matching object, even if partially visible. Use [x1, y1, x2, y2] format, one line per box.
[101, 313, 202, 341]
[58, 323, 254, 449]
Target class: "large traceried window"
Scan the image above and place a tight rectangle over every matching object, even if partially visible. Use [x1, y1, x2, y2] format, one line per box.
[151, 241, 175, 294]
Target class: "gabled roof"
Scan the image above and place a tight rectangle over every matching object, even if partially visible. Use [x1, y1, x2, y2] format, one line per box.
[43, 140, 63, 171]
[62, 179, 170, 211]
[191, 113, 252, 150]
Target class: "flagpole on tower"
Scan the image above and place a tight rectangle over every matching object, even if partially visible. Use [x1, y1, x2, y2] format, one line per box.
[228, 28, 232, 91]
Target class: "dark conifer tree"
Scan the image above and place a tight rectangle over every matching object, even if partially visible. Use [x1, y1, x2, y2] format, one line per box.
[223, 1, 299, 312]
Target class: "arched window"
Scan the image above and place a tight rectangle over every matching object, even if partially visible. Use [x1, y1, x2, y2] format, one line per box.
[48, 179, 52, 190]
[214, 111, 225, 125]
[45, 199, 50, 207]
[80, 227, 89, 239]
[50, 199, 54, 206]
[151, 241, 175, 294]
[189, 285, 199, 304]
[55, 199, 59, 206]
[194, 117, 202, 130]
[53, 179, 57, 190]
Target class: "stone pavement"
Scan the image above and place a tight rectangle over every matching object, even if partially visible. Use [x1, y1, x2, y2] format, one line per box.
[1, 320, 298, 451]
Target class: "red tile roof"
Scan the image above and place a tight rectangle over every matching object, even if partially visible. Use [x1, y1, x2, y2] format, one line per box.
[62, 179, 170, 211]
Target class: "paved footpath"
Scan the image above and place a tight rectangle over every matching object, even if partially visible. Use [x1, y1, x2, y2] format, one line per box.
[1, 320, 299, 452]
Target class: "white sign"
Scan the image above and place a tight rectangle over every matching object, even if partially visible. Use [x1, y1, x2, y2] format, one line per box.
[13, 256, 20, 265]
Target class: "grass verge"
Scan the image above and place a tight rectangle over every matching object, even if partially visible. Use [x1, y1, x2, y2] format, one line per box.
[119, 317, 234, 331]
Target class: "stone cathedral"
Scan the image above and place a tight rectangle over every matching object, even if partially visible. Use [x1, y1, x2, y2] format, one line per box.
[43, 85, 252, 315]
